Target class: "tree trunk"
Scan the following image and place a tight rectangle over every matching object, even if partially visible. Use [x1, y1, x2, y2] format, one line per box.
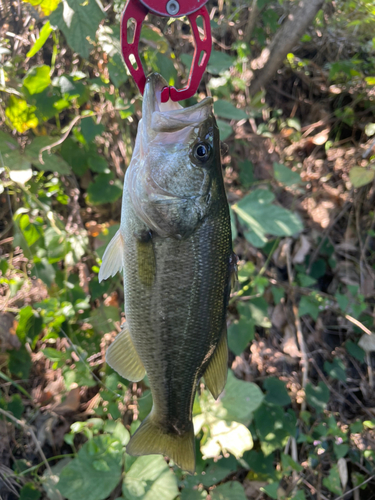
[249, 0, 324, 96]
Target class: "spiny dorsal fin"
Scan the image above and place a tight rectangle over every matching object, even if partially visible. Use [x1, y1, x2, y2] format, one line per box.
[98, 230, 124, 282]
[106, 323, 145, 382]
[204, 329, 228, 400]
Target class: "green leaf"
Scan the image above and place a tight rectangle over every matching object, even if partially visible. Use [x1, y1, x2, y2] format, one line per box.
[58, 435, 123, 500]
[245, 298, 271, 328]
[298, 295, 320, 320]
[220, 370, 264, 425]
[281, 453, 303, 473]
[228, 315, 254, 356]
[181, 489, 207, 500]
[232, 189, 303, 248]
[271, 286, 284, 304]
[207, 51, 235, 75]
[200, 419, 253, 459]
[238, 160, 254, 187]
[87, 172, 122, 205]
[5, 96, 38, 133]
[260, 483, 279, 500]
[349, 167, 375, 188]
[88, 155, 109, 173]
[7, 394, 25, 419]
[345, 340, 365, 363]
[305, 382, 330, 413]
[81, 117, 105, 143]
[19, 214, 43, 247]
[33, 258, 56, 287]
[334, 443, 349, 459]
[19, 483, 41, 500]
[50, 0, 105, 59]
[23, 65, 51, 95]
[25, 137, 71, 174]
[8, 345, 32, 379]
[243, 450, 276, 478]
[16, 305, 43, 346]
[60, 139, 89, 176]
[211, 482, 247, 500]
[214, 100, 247, 120]
[254, 404, 296, 455]
[23, 0, 59, 15]
[264, 377, 291, 406]
[122, 455, 178, 500]
[108, 53, 128, 87]
[216, 120, 233, 140]
[273, 162, 301, 186]
[27, 21, 53, 58]
[322, 465, 342, 495]
[324, 358, 346, 382]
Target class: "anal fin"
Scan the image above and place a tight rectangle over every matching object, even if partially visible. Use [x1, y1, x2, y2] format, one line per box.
[106, 323, 145, 382]
[204, 328, 228, 400]
[98, 230, 124, 282]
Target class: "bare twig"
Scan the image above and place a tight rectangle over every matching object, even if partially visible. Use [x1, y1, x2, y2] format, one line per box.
[345, 314, 372, 335]
[333, 475, 375, 500]
[0, 408, 52, 474]
[286, 239, 308, 412]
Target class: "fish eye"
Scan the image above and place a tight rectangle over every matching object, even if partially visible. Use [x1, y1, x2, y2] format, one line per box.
[193, 142, 211, 163]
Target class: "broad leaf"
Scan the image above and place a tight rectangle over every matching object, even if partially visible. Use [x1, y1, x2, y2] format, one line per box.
[305, 382, 330, 413]
[232, 189, 303, 248]
[50, 0, 105, 59]
[216, 120, 233, 140]
[25, 137, 71, 174]
[214, 100, 247, 120]
[349, 167, 375, 188]
[5, 96, 38, 133]
[86, 172, 122, 205]
[57, 435, 123, 500]
[273, 162, 301, 186]
[23, 65, 51, 95]
[23, 0, 59, 15]
[200, 419, 253, 459]
[211, 482, 247, 500]
[122, 455, 178, 500]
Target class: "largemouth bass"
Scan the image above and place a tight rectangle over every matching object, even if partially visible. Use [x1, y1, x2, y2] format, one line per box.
[99, 73, 235, 474]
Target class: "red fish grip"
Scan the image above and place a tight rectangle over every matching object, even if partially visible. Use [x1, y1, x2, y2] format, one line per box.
[120, 0, 212, 102]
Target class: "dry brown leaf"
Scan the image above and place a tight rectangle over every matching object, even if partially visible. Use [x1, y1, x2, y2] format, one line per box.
[293, 235, 311, 264]
[282, 325, 300, 358]
[271, 304, 287, 330]
[54, 387, 81, 414]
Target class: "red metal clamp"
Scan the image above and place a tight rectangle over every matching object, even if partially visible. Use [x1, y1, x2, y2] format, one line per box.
[120, 0, 212, 102]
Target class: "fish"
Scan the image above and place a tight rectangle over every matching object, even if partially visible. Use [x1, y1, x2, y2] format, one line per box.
[98, 73, 235, 474]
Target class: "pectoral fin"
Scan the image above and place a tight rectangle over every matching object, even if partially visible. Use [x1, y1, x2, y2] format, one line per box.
[106, 323, 145, 382]
[204, 329, 228, 400]
[98, 230, 124, 282]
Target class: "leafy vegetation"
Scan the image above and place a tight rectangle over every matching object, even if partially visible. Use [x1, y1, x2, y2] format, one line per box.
[1, 0, 375, 499]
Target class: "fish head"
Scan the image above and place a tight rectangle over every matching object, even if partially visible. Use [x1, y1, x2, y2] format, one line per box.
[126, 73, 225, 238]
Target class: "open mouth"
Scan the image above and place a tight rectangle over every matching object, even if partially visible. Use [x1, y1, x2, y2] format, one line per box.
[144, 73, 213, 133]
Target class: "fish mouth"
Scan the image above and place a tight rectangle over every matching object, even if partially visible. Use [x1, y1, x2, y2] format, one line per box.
[143, 73, 213, 133]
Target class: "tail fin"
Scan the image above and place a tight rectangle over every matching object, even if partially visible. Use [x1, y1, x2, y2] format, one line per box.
[126, 412, 195, 474]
